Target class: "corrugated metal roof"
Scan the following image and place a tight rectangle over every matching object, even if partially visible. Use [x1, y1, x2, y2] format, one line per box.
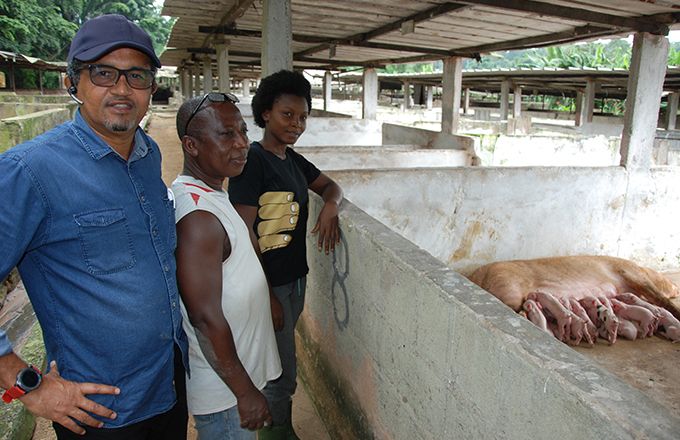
[0, 51, 67, 72]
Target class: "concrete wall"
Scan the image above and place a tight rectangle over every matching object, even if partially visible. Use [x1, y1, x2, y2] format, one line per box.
[0, 108, 71, 153]
[0, 94, 72, 105]
[300, 146, 471, 170]
[0, 286, 45, 440]
[326, 166, 680, 274]
[242, 116, 383, 146]
[476, 133, 622, 166]
[0, 103, 75, 120]
[381, 123, 474, 151]
[299, 195, 680, 439]
[653, 130, 680, 165]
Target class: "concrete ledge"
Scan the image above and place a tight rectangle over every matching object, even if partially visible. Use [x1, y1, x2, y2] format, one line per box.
[242, 117, 384, 147]
[382, 123, 474, 151]
[300, 195, 680, 439]
[0, 94, 72, 105]
[0, 108, 71, 153]
[0, 287, 46, 440]
[303, 147, 471, 170]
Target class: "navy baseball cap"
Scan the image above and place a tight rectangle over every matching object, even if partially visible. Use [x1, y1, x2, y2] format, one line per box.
[67, 14, 161, 68]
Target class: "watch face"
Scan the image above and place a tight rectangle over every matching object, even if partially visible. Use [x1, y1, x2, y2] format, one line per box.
[18, 367, 41, 391]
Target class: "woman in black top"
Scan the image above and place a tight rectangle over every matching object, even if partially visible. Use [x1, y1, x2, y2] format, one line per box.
[228, 70, 343, 440]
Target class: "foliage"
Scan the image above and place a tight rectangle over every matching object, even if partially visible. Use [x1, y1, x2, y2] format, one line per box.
[0, 0, 173, 60]
[0, 0, 78, 59]
[465, 39, 634, 70]
[380, 62, 438, 74]
[669, 44, 680, 67]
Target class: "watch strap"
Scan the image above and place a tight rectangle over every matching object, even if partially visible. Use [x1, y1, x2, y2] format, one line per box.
[2, 385, 26, 403]
[2, 365, 42, 404]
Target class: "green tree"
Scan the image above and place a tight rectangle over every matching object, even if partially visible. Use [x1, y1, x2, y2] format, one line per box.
[0, 0, 77, 59]
[0, 0, 173, 60]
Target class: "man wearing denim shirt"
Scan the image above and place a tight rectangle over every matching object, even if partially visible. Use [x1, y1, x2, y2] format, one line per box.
[0, 14, 188, 440]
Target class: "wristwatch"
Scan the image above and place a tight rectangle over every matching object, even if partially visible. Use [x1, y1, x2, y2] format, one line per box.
[2, 365, 42, 403]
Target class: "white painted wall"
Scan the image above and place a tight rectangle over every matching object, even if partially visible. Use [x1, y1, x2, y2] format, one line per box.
[327, 166, 680, 273]
[301, 147, 470, 170]
[300, 195, 680, 439]
[241, 116, 383, 146]
[482, 134, 621, 166]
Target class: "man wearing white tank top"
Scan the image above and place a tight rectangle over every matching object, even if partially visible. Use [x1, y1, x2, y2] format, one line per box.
[172, 93, 281, 440]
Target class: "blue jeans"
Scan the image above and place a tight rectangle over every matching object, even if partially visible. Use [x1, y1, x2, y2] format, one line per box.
[193, 406, 255, 440]
[264, 277, 306, 425]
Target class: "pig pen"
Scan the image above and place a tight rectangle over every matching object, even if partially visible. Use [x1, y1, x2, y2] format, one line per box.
[298, 166, 680, 439]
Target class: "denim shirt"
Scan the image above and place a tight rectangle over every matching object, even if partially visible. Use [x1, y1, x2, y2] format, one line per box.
[0, 110, 188, 427]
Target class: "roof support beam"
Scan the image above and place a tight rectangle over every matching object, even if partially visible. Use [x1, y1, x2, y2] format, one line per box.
[457, 0, 668, 34]
[198, 26, 454, 56]
[459, 25, 616, 55]
[200, 0, 255, 47]
[294, 2, 469, 58]
[186, 47, 361, 68]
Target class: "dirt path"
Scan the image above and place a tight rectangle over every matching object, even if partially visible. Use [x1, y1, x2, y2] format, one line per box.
[145, 107, 184, 187]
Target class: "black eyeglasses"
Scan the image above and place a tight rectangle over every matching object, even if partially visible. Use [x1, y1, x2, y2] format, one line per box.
[181, 92, 240, 138]
[82, 64, 155, 90]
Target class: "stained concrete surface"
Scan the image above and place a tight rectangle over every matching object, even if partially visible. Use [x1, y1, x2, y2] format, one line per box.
[573, 272, 680, 419]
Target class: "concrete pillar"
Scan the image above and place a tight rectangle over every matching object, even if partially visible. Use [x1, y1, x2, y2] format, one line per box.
[242, 78, 251, 98]
[261, 0, 292, 77]
[513, 85, 522, 118]
[441, 56, 463, 133]
[362, 68, 378, 120]
[463, 87, 470, 115]
[180, 68, 189, 100]
[414, 84, 423, 106]
[193, 66, 201, 98]
[323, 71, 332, 111]
[215, 41, 230, 93]
[426, 86, 433, 110]
[665, 92, 679, 130]
[575, 90, 584, 126]
[584, 78, 596, 123]
[620, 32, 670, 170]
[202, 58, 213, 94]
[403, 80, 411, 109]
[500, 79, 510, 120]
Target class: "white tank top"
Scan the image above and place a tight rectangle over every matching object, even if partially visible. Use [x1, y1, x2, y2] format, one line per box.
[172, 175, 281, 415]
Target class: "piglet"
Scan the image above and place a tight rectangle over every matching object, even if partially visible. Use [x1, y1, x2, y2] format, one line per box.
[581, 296, 618, 344]
[523, 299, 552, 336]
[527, 291, 572, 342]
[657, 308, 680, 342]
[610, 298, 658, 338]
[569, 298, 596, 346]
[616, 318, 638, 340]
[596, 302, 619, 345]
[615, 293, 662, 316]
[659, 326, 680, 342]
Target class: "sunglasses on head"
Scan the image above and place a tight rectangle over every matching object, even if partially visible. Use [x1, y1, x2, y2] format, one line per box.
[181, 92, 240, 138]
